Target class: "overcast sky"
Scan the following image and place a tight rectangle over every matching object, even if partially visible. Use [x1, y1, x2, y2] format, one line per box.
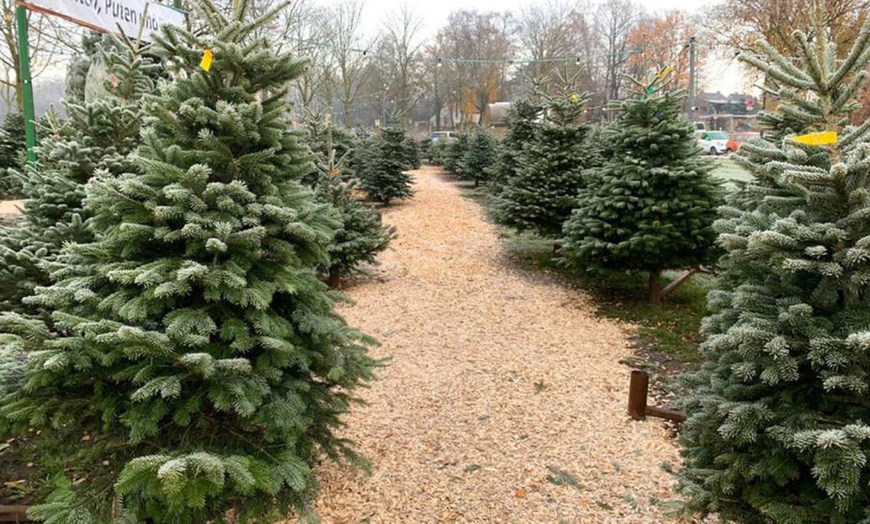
[327, 0, 745, 94]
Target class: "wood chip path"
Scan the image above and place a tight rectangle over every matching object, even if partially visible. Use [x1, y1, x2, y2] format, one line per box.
[312, 166, 682, 523]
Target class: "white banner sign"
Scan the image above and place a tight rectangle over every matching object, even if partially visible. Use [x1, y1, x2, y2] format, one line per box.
[22, 0, 185, 42]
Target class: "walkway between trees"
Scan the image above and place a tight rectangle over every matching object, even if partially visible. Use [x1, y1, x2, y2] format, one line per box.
[313, 166, 681, 522]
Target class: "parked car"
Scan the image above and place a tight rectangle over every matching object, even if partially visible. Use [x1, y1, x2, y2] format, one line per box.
[697, 131, 730, 155]
[726, 131, 761, 153]
[428, 131, 456, 143]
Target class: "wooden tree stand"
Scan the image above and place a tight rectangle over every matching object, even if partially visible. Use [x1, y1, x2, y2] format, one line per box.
[0, 505, 31, 523]
[628, 370, 686, 423]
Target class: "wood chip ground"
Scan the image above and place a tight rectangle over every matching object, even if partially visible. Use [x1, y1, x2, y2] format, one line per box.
[311, 166, 683, 523]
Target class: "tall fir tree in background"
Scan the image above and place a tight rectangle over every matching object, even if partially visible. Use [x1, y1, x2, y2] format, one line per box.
[676, 20, 870, 522]
[443, 129, 470, 174]
[304, 111, 359, 182]
[493, 91, 593, 238]
[460, 130, 498, 187]
[0, 40, 154, 315]
[0, 113, 26, 199]
[303, 114, 395, 287]
[491, 97, 543, 188]
[0, 1, 374, 521]
[356, 125, 416, 205]
[65, 32, 107, 104]
[561, 76, 722, 303]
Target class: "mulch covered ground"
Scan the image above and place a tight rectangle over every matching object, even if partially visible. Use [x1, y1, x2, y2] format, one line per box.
[313, 166, 683, 523]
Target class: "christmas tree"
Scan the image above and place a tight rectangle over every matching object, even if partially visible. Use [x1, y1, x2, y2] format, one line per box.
[676, 20, 870, 522]
[493, 91, 593, 238]
[315, 175, 395, 286]
[304, 112, 359, 182]
[65, 32, 105, 104]
[561, 76, 722, 303]
[0, 113, 26, 198]
[427, 138, 449, 165]
[460, 130, 498, 187]
[491, 97, 543, 188]
[0, 41, 155, 314]
[303, 114, 395, 287]
[356, 125, 415, 205]
[443, 129, 470, 174]
[0, 1, 374, 521]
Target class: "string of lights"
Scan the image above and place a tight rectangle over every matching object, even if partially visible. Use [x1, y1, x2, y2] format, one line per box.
[294, 37, 695, 67]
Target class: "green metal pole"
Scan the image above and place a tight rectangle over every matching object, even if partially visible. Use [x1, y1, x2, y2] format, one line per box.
[15, 5, 36, 163]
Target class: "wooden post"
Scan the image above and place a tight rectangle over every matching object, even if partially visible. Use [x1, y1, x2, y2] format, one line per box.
[0, 505, 31, 522]
[646, 405, 687, 423]
[628, 369, 687, 423]
[628, 370, 649, 421]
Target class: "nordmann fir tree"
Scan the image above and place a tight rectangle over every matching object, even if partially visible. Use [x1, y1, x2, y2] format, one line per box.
[357, 125, 415, 205]
[0, 40, 155, 314]
[561, 75, 722, 303]
[490, 97, 543, 188]
[0, 113, 26, 198]
[0, 1, 374, 521]
[493, 90, 593, 238]
[675, 21, 870, 522]
[303, 113, 394, 287]
[442, 128, 469, 175]
[460, 130, 498, 187]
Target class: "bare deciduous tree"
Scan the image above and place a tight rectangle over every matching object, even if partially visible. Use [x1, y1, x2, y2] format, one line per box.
[322, 0, 372, 127]
[594, 0, 639, 103]
[0, 1, 80, 112]
[378, 3, 423, 121]
[518, 0, 584, 90]
[437, 10, 513, 126]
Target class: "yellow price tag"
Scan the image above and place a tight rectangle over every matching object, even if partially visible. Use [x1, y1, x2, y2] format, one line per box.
[793, 131, 837, 146]
[200, 49, 214, 72]
[655, 66, 675, 80]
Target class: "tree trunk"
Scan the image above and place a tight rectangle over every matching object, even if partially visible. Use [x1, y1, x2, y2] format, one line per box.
[648, 270, 663, 304]
[327, 268, 341, 289]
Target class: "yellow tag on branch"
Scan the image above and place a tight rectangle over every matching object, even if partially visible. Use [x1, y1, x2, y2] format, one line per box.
[793, 131, 838, 146]
[655, 66, 675, 80]
[200, 49, 214, 72]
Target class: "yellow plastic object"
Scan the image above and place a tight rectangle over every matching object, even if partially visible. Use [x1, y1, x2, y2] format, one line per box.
[793, 131, 838, 146]
[200, 49, 214, 72]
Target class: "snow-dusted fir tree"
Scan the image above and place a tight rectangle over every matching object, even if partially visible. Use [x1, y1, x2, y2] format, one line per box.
[0, 40, 154, 314]
[676, 21, 870, 522]
[561, 76, 722, 303]
[303, 114, 394, 286]
[0, 113, 25, 198]
[460, 130, 498, 187]
[491, 97, 543, 188]
[443, 128, 470, 174]
[0, 1, 374, 521]
[356, 125, 415, 204]
[493, 90, 592, 237]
